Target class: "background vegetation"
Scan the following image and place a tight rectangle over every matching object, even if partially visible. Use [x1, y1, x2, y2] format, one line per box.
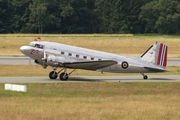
[1, 0, 180, 34]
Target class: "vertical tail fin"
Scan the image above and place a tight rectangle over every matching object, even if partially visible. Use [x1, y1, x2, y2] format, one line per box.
[141, 42, 168, 68]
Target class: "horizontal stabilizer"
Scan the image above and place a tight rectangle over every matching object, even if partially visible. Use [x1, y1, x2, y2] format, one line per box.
[63, 60, 117, 70]
[144, 67, 167, 72]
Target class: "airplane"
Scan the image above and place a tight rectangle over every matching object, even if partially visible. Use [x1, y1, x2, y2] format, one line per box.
[20, 38, 168, 81]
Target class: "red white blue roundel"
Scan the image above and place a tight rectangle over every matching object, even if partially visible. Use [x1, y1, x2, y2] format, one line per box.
[121, 61, 128, 69]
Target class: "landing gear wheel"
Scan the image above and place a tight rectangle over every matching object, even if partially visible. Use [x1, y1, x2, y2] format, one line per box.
[49, 71, 58, 79]
[143, 75, 148, 80]
[60, 72, 68, 81]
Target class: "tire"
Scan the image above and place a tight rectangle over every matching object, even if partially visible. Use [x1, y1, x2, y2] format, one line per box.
[143, 75, 148, 80]
[60, 72, 68, 81]
[49, 71, 58, 79]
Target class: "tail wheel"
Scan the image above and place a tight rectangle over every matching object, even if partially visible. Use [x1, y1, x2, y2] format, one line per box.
[143, 75, 148, 80]
[60, 72, 68, 81]
[49, 71, 58, 79]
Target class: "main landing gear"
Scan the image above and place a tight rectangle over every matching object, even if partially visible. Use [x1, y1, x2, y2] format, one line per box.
[49, 67, 76, 81]
[140, 73, 148, 80]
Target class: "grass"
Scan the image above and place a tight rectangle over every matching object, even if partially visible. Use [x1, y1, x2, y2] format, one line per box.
[0, 34, 180, 57]
[0, 82, 180, 120]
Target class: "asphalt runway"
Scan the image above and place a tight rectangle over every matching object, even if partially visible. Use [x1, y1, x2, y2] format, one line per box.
[0, 57, 179, 66]
[0, 75, 180, 83]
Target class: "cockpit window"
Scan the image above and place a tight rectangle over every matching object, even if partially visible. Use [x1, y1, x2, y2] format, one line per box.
[35, 44, 44, 49]
[29, 43, 44, 49]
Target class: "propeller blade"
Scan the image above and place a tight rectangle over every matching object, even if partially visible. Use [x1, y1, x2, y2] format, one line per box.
[42, 45, 48, 68]
[43, 46, 46, 59]
[29, 58, 32, 65]
[42, 45, 47, 60]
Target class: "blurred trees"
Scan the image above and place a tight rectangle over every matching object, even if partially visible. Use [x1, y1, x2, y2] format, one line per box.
[0, 0, 12, 33]
[1, 0, 180, 34]
[95, 0, 143, 33]
[140, 0, 180, 34]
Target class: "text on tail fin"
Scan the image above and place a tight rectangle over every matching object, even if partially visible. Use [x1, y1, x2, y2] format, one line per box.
[157, 43, 168, 67]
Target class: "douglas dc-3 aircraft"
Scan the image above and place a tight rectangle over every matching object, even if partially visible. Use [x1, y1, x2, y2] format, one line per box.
[20, 38, 168, 81]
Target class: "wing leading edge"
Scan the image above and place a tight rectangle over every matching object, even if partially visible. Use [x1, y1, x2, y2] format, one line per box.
[63, 60, 118, 70]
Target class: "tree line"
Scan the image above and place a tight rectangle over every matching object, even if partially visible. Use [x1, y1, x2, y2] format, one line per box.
[1, 0, 180, 34]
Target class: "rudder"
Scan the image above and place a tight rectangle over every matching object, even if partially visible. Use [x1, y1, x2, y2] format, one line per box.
[156, 43, 168, 67]
[141, 42, 168, 68]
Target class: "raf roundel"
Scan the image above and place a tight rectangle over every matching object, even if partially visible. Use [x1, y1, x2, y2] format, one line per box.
[121, 61, 129, 69]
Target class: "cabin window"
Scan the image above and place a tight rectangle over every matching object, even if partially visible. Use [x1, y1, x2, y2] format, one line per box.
[61, 52, 64, 55]
[76, 55, 79, 58]
[83, 56, 87, 59]
[91, 57, 94, 60]
[98, 59, 102, 61]
[68, 53, 72, 56]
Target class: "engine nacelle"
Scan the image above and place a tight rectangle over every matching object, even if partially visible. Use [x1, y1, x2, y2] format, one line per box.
[46, 55, 57, 66]
[46, 55, 67, 67]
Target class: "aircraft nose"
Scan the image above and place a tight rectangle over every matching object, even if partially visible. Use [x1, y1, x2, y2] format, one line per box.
[20, 46, 31, 55]
[20, 46, 26, 53]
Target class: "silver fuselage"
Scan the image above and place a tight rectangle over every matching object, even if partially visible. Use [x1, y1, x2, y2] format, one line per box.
[20, 41, 166, 73]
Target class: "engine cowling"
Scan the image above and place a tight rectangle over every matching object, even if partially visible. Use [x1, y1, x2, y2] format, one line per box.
[46, 55, 57, 66]
[46, 55, 67, 67]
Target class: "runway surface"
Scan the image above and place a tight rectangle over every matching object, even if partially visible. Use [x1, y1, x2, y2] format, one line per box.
[0, 75, 180, 83]
[0, 57, 179, 66]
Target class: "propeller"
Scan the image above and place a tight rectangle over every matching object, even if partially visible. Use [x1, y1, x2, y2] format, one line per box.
[42, 45, 48, 68]
[29, 57, 32, 65]
[29, 57, 37, 68]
